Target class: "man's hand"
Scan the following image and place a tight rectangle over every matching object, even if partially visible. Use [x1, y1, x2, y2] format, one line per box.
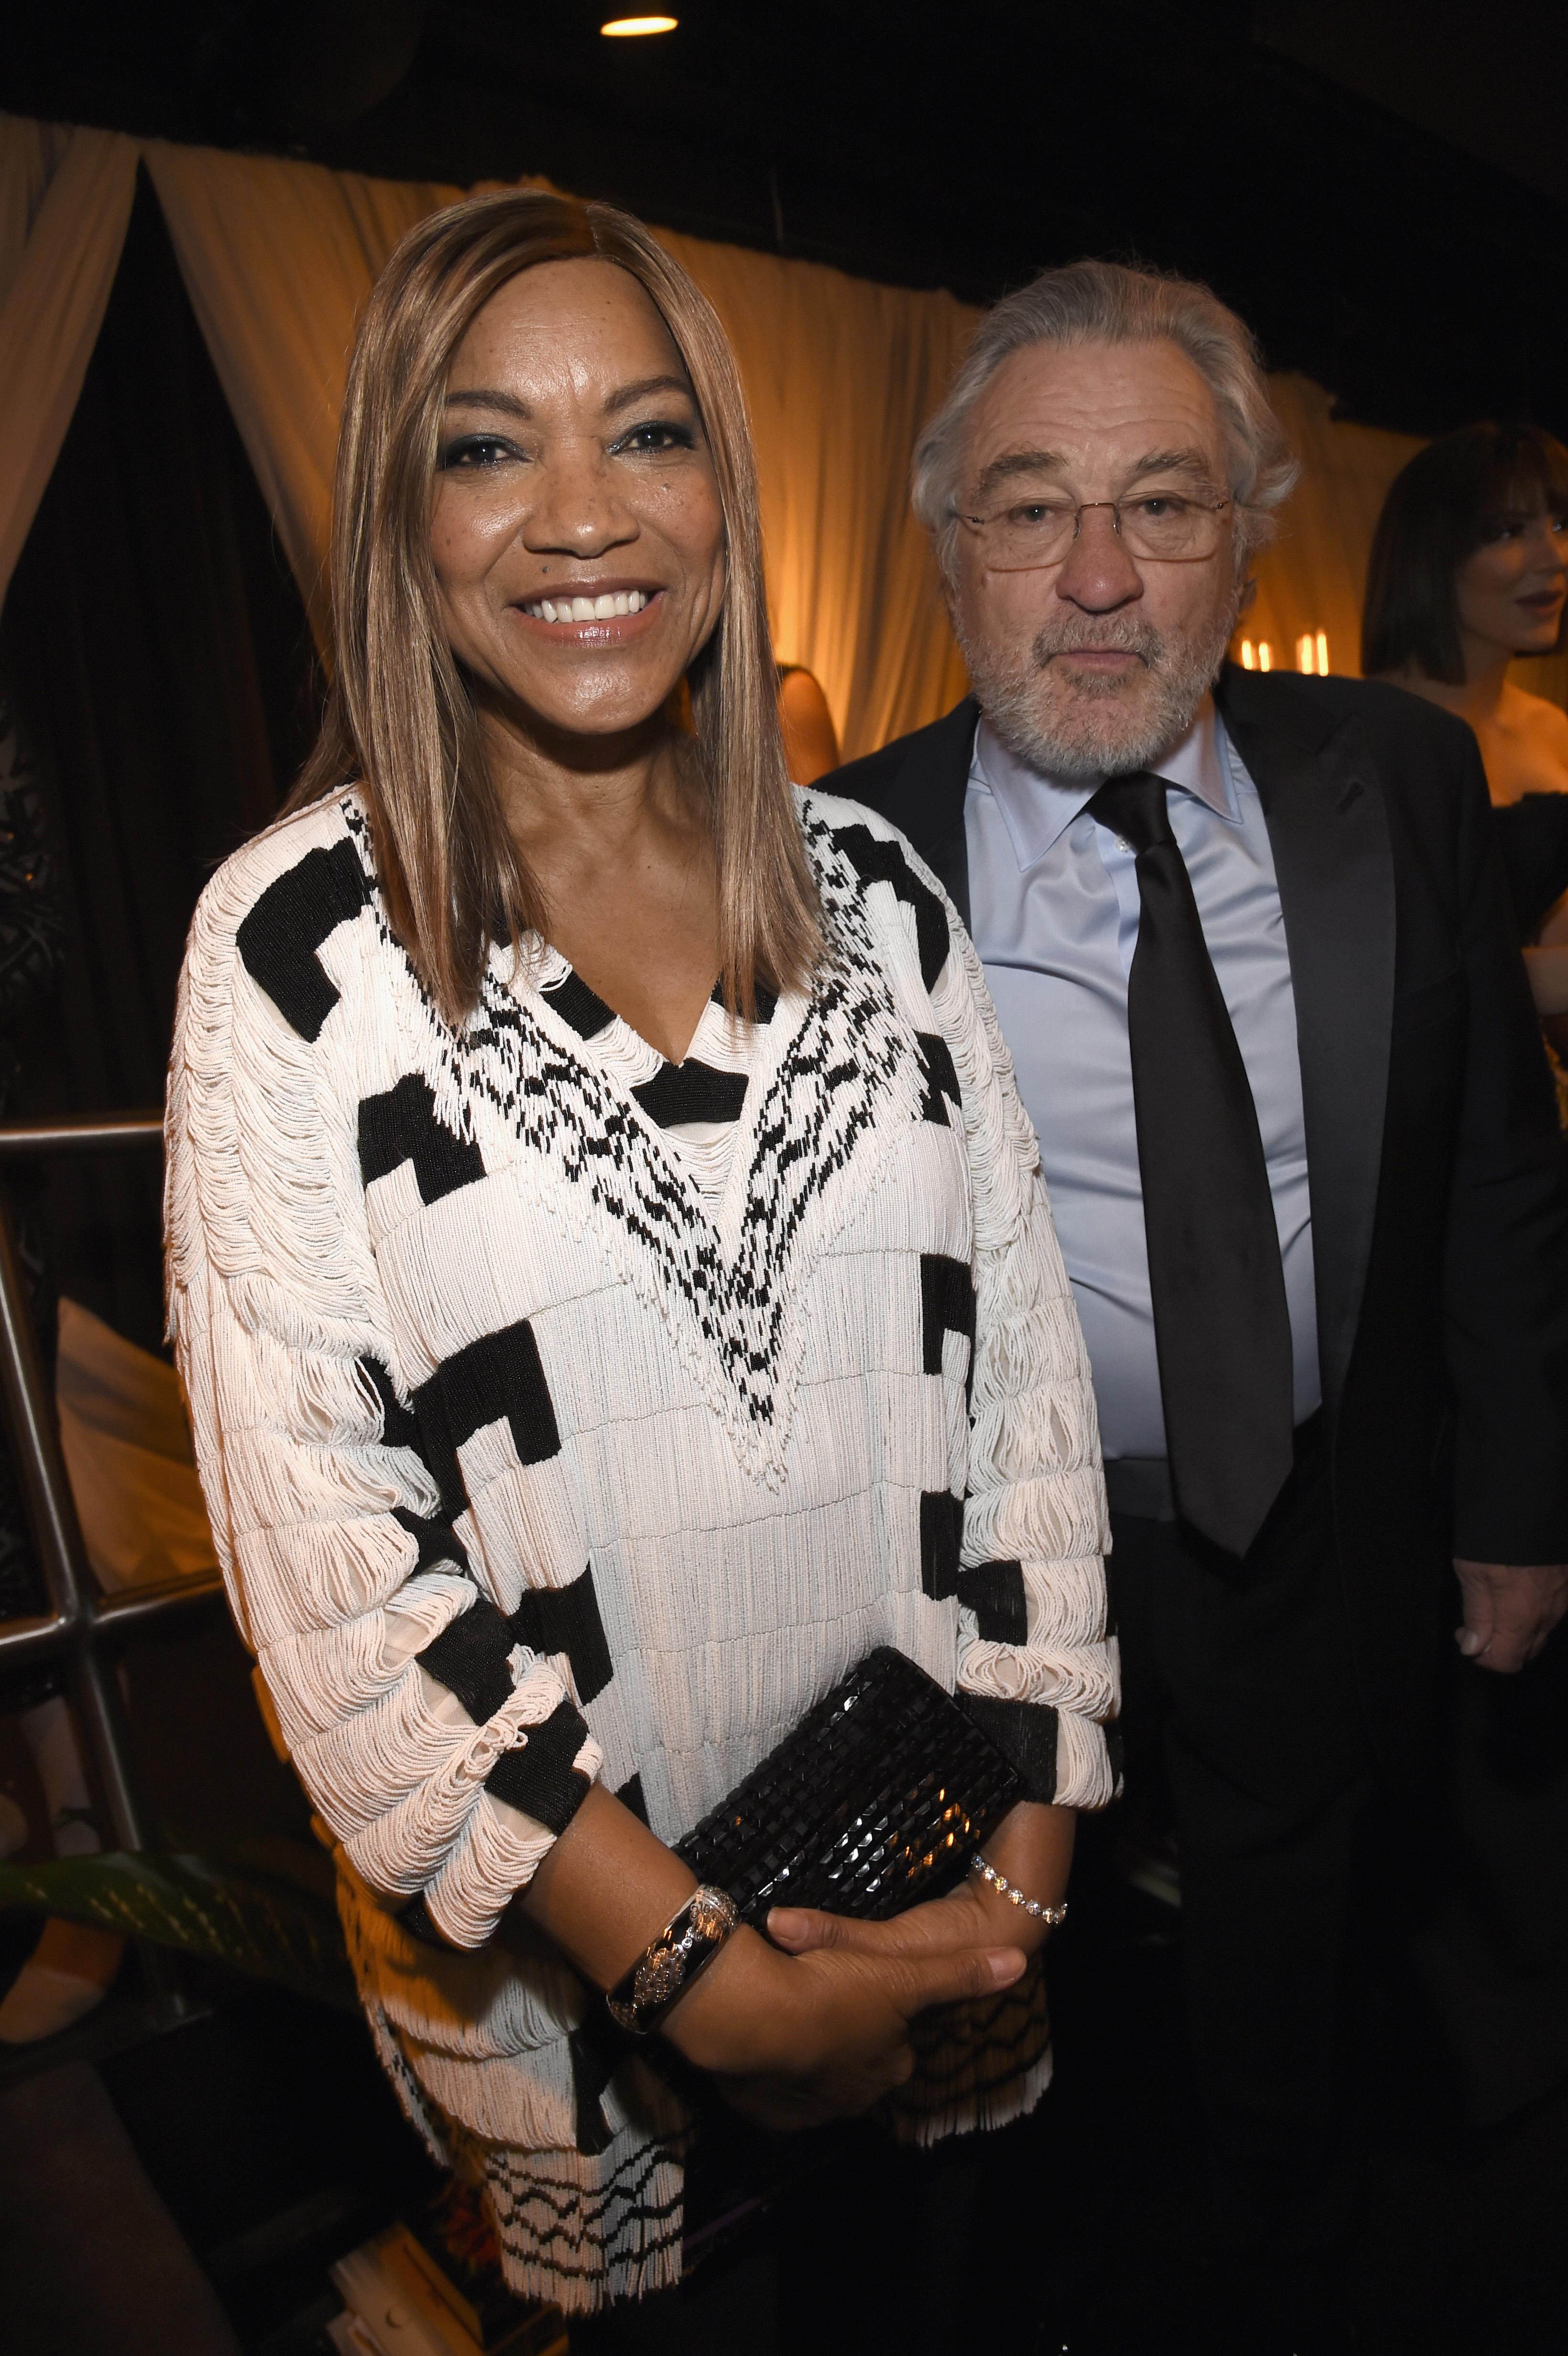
[1453, 1559, 1568, 1673]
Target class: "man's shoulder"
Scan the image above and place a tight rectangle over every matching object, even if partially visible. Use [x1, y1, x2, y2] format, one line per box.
[825, 696, 979, 818]
[1222, 666, 1480, 775]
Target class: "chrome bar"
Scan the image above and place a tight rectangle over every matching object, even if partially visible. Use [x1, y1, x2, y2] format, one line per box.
[95, 1570, 225, 1634]
[0, 1609, 68, 1665]
[0, 1113, 163, 1159]
[0, 1190, 152, 1849]
[0, 1113, 212, 2018]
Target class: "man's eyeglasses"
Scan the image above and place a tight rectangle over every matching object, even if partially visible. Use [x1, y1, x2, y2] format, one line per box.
[956, 490, 1235, 571]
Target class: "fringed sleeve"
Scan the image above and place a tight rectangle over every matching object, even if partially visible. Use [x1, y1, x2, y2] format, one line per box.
[926, 894, 1120, 1811]
[164, 817, 602, 1950]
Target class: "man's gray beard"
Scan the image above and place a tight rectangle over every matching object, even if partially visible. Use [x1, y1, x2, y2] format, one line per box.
[958, 602, 1241, 781]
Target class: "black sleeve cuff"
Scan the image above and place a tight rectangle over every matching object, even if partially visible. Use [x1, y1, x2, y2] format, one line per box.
[958, 1689, 1060, 1803]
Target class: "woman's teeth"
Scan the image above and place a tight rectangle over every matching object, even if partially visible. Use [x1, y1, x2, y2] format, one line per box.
[524, 590, 651, 622]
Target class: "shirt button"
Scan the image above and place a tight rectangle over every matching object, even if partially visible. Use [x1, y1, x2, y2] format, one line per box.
[1116, 838, 1132, 852]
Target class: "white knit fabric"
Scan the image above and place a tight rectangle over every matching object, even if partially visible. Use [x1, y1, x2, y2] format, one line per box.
[165, 783, 1116, 2313]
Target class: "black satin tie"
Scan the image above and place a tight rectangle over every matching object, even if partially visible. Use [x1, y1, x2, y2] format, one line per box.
[1087, 772, 1295, 1557]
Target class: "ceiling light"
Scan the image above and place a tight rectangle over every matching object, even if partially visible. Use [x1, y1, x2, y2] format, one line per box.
[600, 15, 677, 32]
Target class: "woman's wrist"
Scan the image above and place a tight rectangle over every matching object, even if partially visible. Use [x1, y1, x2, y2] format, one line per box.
[968, 1800, 1075, 1950]
[657, 1921, 803, 2073]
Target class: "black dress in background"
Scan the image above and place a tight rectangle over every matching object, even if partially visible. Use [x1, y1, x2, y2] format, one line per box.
[1492, 792, 1568, 938]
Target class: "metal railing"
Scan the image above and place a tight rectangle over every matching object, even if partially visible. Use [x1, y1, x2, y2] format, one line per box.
[0, 1113, 222, 1864]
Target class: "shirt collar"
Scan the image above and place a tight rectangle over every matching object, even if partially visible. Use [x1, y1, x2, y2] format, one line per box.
[970, 693, 1236, 874]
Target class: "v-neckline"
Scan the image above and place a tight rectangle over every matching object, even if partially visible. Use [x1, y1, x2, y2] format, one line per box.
[536, 952, 724, 1073]
[527, 946, 781, 1225]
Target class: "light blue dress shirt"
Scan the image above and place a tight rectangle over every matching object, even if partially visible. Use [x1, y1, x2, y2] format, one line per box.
[966, 700, 1321, 1462]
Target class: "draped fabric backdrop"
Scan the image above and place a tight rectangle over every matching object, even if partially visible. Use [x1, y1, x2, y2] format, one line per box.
[1, 108, 1562, 774]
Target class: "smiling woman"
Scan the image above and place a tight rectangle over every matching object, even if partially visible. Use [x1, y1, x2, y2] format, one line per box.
[292, 195, 817, 1041]
[163, 189, 1115, 2331]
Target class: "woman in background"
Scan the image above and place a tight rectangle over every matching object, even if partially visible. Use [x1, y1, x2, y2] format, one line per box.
[1363, 423, 1568, 940]
[1362, 422, 1568, 2140]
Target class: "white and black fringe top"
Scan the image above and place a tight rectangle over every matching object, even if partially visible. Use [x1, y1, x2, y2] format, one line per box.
[165, 785, 1117, 2315]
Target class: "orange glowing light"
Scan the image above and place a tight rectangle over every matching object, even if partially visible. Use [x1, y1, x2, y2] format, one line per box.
[601, 14, 677, 31]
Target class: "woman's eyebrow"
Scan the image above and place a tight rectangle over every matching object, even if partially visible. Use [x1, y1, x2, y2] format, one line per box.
[442, 377, 694, 422]
[444, 388, 532, 418]
[603, 372, 696, 416]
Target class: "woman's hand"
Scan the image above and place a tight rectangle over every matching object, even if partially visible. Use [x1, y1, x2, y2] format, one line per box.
[765, 1800, 1075, 1970]
[660, 1919, 1027, 2130]
[515, 1781, 1027, 2129]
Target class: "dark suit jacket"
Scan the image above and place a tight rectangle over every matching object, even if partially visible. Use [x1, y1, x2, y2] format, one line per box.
[829, 665, 1568, 1770]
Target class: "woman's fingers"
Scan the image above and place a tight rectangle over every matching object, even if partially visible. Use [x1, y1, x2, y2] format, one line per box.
[767, 1905, 883, 1953]
[767, 1888, 996, 1959]
[886, 1942, 1025, 2017]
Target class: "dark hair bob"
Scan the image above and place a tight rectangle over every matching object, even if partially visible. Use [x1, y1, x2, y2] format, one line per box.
[1361, 422, 1568, 683]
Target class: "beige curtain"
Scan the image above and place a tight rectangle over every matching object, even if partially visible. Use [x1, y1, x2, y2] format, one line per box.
[0, 115, 138, 602]
[4, 108, 1562, 757]
[1240, 375, 1423, 680]
[144, 141, 461, 651]
[660, 235, 974, 754]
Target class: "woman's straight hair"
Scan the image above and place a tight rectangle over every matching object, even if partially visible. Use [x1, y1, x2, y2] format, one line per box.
[288, 189, 821, 1027]
[1361, 422, 1568, 683]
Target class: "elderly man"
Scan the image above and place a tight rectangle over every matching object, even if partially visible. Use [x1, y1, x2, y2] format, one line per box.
[829, 262, 1568, 2351]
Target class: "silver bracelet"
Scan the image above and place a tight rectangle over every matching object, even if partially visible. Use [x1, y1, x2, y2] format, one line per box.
[971, 1852, 1068, 1927]
[605, 1886, 738, 2035]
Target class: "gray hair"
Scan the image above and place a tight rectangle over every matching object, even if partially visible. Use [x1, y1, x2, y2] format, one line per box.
[913, 259, 1300, 580]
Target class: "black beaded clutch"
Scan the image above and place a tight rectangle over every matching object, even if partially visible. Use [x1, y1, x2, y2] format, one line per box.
[672, 1647, 1023, 1929]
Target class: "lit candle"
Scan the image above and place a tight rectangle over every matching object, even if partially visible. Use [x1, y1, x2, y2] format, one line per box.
[1317, 630, 1328, 674]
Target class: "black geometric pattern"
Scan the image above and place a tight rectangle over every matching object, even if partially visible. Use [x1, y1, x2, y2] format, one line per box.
[542, 968, 615, 1040]
[413, 1320, 561, 1520]
[416, 1591, 519, 1723]
[358, 1355, 421, 1451]
[343, 796, 948, 1453]
[508, 1565, 614, 1705]
[358, 1073, 485, 1204]
[631, 1059, 750, 1131]
[473, 2126, 688, 2291]
[920, 1488, 964, 1601]
[956, 1558, 1028, 1645]
[486, 1694, 596, 1832]
[614, 1772, 649, 1825]
[236, 838, 372, 1041]
[829, 823, 951, 991]
[415, 1598, 593, 1831]
[392, 1504, 470, 1577]
[959, 1690, 1060, 1804]
[915, 1031, 962, 1127]
[567, 2025, 620, 2157]
[920, 1253, 976, 1377]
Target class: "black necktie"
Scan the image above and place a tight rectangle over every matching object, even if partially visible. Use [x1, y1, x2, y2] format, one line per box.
[1087, 772, 1295, 1557]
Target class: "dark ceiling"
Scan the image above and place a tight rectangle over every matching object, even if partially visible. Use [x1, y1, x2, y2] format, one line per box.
[5, 1, 1567, 441]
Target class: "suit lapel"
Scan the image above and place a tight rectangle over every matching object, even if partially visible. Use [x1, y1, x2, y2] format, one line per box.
[1217, 670, 1395, 1416]
[897, 697, 979, 930]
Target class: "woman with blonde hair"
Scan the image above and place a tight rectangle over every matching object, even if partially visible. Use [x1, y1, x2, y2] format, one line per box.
[164, 190, 1114, 2335]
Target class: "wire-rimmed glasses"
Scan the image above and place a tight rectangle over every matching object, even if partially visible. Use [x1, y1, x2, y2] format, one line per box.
[957, 488, 1235, 570]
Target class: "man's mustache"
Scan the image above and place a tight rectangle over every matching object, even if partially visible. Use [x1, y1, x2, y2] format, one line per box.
[1031, 620, 1164, 669]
